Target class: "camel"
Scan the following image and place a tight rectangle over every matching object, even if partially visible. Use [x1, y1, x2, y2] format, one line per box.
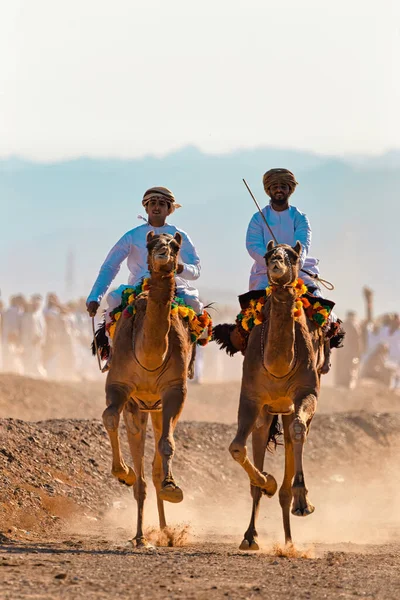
[102, 231, 194, 547]
[229, 241, 325, 549]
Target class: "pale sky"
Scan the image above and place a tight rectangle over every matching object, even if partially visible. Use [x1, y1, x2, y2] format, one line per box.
[1, 0, 399, 160]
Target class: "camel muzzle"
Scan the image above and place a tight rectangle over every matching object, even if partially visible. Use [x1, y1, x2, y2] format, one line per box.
[154, 253, 170, 264]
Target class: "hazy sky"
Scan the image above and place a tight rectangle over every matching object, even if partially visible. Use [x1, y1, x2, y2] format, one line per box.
[1, 0, 399, 160]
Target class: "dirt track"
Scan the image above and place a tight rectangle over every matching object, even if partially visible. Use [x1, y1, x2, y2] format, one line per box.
[2, 538, 399, 600]
[1, 374, 400, 598]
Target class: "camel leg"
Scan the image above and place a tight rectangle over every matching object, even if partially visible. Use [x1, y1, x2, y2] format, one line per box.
[102, 383, 136, 486]
[290, 394, 316, 517]
[158, 385, 185, 504]
[240, 411, 276, 551]
[123, 403, 150, 547]
[229, 395, 277, 495]
[279, 415, 296, 544]
[150, 411, 167, 530]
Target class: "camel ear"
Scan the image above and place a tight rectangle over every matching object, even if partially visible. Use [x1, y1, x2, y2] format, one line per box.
[267, 240, 275, 252]
[146, 231, 155, 243]
[293, 241, 302, 256]
[173, 232, 182, 246]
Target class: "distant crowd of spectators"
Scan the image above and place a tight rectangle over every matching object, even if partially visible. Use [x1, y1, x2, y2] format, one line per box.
[1, 287, 397, 390]
[0, 293, 99, 380]
[335, 288, 400, 391]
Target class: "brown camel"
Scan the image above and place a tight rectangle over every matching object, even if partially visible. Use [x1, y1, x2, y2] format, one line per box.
[229, 241, 325, 549]
[102, 231, 193, 547]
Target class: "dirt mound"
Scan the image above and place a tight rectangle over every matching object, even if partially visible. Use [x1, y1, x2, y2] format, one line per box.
[1, 374, 399, 423]
[1, 412, 400, 545]
[0, 374, 105, 421]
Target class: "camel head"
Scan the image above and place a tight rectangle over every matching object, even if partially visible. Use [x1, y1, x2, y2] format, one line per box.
[265, 241, 302, 286]
[146, 231, 182, 274]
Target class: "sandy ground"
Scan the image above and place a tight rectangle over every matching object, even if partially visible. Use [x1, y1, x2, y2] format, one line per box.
[1, 373, 400, 598]
[1, 538, 399, 600]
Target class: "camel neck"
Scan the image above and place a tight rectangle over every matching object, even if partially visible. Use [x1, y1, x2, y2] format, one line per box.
[136, 271, 175, 370]
[264, 288, 296, 377]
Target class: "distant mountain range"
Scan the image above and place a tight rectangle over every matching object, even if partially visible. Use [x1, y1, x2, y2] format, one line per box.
[1, 146, 399, 317]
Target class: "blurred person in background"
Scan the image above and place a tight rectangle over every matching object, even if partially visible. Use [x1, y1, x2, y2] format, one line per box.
[361, 343, 397, 388]
[1, 295, 25, 373]
[335, 311, 362, 388]
[43, 293, 62, 378]
[57, 303, 77, 378]
[385, 314, 400, 390]
[21, 294, 46, 378]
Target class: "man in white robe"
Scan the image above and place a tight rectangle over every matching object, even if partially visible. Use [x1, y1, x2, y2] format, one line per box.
[86, 187, 202, 368]
[214, 168, 341, 373]
[246, 168, 321, 293]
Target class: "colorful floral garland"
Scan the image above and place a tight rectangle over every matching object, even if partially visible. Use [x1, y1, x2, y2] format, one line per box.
[236, 278, 332, 333]
[106, 279, 212, 345]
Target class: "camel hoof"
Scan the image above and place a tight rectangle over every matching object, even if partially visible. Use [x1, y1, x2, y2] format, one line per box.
[131, 537, 154, 549]
[239, 538, 259, 551]
[292, 500, 315, 517]
[159, 484, 184, 504]
[112, 466, 136, 487]
[261, 472, 278, 498]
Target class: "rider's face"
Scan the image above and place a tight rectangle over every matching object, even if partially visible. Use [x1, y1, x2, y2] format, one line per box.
[146, 197, 170, 224]
[269, 183, 290, 205]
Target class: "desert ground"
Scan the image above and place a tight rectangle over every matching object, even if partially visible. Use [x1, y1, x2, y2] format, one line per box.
[1, 373, 400, 599]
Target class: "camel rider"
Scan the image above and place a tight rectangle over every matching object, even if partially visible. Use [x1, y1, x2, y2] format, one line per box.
[86, 187, 203, 367]
[247, 168, 321, 294]
[214, 168, 343, 373]
[246, 168, 341, 373]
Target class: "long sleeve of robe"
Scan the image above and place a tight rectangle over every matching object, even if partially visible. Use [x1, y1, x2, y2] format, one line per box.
[87, 223, 201, 304]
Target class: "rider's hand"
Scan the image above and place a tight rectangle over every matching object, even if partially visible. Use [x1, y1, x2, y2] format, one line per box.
[87, 301, 99, 317]
[176, 264, 184, 274]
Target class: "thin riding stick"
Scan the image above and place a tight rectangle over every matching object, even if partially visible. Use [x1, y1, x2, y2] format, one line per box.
[242, 178, 334, 291]
[243, 178, 278, 244]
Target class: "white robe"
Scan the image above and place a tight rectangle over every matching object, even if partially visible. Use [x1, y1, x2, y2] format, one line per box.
[87, 223, 202, 314]
[21, 310, 46, 377]
[246, 204, 320, 291]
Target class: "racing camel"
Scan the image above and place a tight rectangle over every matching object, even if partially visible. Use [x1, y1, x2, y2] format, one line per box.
[102, 232, 195, 547]
[228, 241, 325, 549]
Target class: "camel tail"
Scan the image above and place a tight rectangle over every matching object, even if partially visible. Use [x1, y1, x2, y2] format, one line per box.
[212, 323, 239, 356]
[91, 319, 110, 360]
[267, 415, 283, 453]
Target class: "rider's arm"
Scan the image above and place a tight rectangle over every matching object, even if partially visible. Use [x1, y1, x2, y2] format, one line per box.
[293, 210, 311, 268]
[246, 212, 268, 267]
[177, 231, 201, 280]
[87, 233, 131, 303]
